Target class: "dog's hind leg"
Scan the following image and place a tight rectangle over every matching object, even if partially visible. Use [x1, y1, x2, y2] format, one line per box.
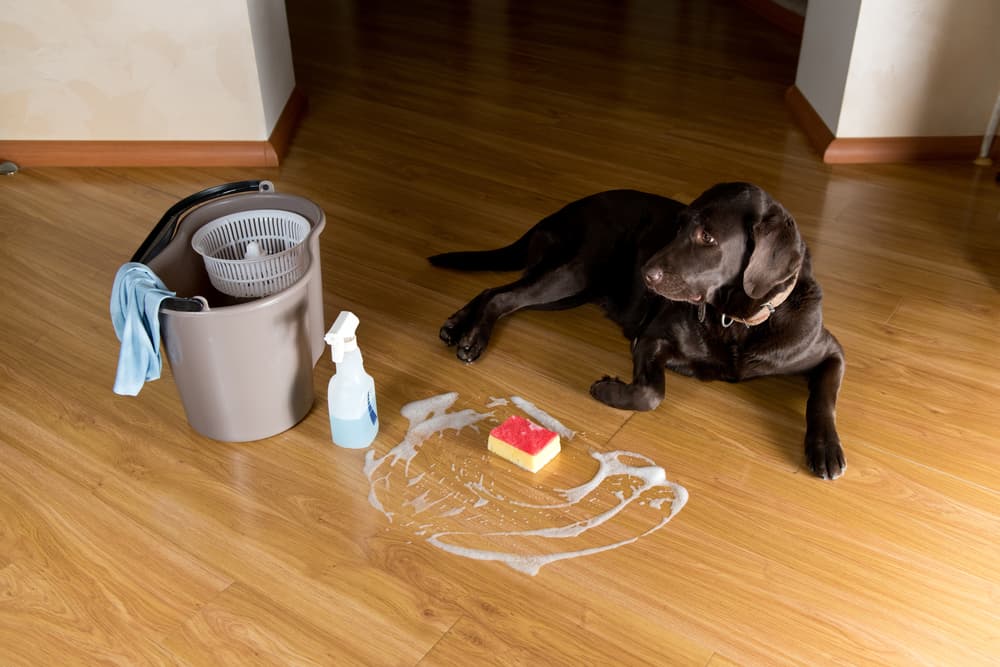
[589, 337, 668, 411]
[442, 262, 590, 363]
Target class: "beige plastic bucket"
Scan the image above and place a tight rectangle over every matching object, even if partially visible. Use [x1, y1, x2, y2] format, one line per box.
[137, 181, 325, 442]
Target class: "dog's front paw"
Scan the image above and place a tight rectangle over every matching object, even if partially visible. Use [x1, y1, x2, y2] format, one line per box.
[440, 314, 467, 346]
[456, 343, 482, 363]
[455, 330, 490, 363]
[439, 323, 459, 346]
[590, 375, 626, 404]
[805, 434, 846, 480]
[590, 376, 662, 411]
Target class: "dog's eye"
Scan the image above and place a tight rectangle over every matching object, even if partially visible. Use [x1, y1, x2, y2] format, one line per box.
[696, 228, 717, 246]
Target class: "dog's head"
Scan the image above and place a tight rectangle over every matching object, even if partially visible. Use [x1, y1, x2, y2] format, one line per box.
[642, 182, 804, 305]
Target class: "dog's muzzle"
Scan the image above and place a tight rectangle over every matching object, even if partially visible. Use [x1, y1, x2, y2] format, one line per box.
[644, 267, 701, 302]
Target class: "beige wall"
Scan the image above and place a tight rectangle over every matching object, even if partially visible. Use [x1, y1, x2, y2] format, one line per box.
[796, 0, 1000, 139]
[795, 0, 862, 134]
[247, 0, 296, 134]
[0, 0, 295, 141]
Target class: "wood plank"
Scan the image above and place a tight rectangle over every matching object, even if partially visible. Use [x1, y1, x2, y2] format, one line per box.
[569, 411, 1000, 664]
[162, 583, 370, 667]
[417, 612, 712, 667]
[0, 441, 230, 666]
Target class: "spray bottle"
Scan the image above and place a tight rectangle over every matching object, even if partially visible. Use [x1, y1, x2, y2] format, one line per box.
[324, 311, 379, 448]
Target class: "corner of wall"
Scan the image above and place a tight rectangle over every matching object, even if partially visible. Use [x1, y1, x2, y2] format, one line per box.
[245, 0, 298, 137]
[793, 0, 863, 137]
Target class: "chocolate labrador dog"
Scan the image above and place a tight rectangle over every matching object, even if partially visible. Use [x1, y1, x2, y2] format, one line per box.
[429, 183, 846, 479]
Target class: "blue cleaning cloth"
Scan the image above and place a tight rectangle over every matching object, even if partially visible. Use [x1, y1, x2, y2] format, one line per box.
[110, 262, 176, 396]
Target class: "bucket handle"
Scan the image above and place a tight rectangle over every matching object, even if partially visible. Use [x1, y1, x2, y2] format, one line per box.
[131, 180, 274, 264]
[131, 180, 274, 313]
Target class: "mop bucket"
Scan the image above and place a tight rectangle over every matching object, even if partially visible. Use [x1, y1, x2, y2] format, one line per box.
[133, 181, 326, 442]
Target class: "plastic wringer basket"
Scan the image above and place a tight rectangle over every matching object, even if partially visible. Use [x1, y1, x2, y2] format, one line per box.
[191, 209, 311, 298]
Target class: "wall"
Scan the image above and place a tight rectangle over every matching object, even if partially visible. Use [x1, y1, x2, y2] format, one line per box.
[0, 0, 294, 142]
[838, 0, 1000, 138]
[246, 0, 296, 134]
[794, 0, 862, 135]
[795, 0, 1000, 139]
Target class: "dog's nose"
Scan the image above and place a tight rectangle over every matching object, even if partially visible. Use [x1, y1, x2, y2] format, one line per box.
[644, 267, 663, 286]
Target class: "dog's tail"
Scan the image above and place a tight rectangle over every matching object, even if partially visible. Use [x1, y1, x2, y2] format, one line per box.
[428, 232, 531, 271]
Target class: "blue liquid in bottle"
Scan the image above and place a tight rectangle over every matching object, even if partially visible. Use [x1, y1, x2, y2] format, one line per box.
[330, 392, 378, 448]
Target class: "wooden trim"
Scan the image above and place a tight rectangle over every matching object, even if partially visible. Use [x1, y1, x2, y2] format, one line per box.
[0, 141, 276, 168]
[0, 86, 306, 168]
[784, 85, 999, 164]
[784, 85, 834, 159]
[266, 85, 307, 164]
[735, 0, 805, 36]
[824, 135, 1000, 164]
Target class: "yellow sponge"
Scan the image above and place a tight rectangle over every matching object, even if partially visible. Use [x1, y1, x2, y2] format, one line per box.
[487, 415, 561, 473]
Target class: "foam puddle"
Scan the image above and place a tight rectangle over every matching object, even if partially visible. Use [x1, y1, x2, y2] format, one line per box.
[364, 392, 688, 575]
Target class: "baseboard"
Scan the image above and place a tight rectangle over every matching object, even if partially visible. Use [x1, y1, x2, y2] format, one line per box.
[0, 86, 307, 168]
[784, 85, 835, 158]
[265, 85, 307, 165]
[736, 0, 805, 36]
[785, 85, 999, 164]
[0, 140, 280, 168]
[824, 135, 999, 165]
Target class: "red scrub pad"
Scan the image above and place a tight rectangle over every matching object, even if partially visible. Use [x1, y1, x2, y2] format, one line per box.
[487, 415, 561, 473]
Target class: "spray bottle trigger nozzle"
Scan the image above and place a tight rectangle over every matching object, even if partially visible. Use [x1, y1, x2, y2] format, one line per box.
[325, 311, 361, 363]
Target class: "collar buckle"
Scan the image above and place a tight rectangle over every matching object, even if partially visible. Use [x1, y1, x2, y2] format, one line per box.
[719, 272, 798, 329]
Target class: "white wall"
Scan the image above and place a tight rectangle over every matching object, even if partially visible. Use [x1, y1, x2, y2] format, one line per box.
[795, 0, 1000, 139]
[0, 0, 295, 141]
[246, 0, 296, 135]
[838, 0, 1000, 138]
[795, 0, 862, 135]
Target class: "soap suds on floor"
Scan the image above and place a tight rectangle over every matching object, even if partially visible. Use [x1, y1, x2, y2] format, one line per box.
[362, 392, 688, 575]
[510, 396, 576, 440]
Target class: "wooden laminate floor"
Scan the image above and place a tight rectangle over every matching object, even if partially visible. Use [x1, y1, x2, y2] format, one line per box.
[2, 1, 998, 665]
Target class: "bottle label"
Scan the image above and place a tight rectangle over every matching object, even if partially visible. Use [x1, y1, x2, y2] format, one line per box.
[367, 391, 378, 426]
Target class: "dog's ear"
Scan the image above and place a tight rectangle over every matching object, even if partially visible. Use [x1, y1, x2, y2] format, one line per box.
[743, 201, 804, 299]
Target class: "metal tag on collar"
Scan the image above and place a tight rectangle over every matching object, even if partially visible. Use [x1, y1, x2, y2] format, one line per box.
[721, 313, 750, 329]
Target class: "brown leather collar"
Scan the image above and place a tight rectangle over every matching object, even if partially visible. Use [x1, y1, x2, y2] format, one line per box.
[721, 273, 798, 328]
